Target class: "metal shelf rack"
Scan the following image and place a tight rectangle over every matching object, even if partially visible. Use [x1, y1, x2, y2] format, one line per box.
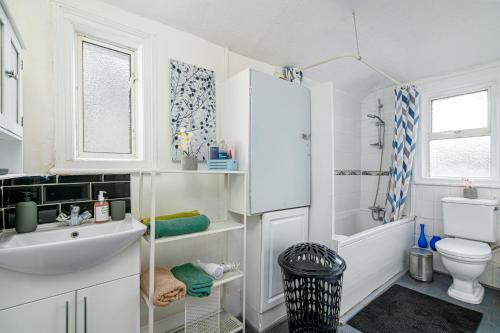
[138, 169, 247, 333]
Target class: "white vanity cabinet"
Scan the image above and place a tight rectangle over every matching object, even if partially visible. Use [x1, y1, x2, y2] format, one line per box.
[0, 275, 139, 333]
[0, 240, 141, 333]
[76, 275, 140, 333]
[0, 292, 76, 333]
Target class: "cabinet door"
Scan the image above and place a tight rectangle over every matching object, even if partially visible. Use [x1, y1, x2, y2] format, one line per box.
[0, 292, 75, 333]
[261, 207, 309, 311]
[3, 23, 22, 137]
[0, 7, 6, 130]
[249, 70, 311, 214]
[76, 275, 140, 333]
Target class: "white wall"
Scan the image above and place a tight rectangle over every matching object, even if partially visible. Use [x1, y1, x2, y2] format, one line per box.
[359, 90, 393, 211]
[333, 89, 362, 216]
[309, 82, 334, 244]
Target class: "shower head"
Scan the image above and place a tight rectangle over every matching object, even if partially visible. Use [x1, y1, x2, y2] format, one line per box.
[367, 114, 385, 125]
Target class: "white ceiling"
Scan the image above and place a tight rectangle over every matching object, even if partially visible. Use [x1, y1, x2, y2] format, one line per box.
[101, 0, 500, 95]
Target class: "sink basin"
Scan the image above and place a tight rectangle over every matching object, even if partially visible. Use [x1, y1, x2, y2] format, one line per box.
[0, 217, 146, 275]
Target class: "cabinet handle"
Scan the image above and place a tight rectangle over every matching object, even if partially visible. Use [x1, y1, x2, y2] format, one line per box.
[65, 301, 69, 333]
[5, 70, 17, 80]
[84, 296, 88, 333]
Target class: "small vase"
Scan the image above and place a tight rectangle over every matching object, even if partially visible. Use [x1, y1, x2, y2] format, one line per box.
[181, 155, 198, 170]
[418, 224, 428, 248]
[430, 235, 442, 251]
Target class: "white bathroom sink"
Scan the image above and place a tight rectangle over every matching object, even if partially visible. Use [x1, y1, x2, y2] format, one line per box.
[0, 217, 146, 275]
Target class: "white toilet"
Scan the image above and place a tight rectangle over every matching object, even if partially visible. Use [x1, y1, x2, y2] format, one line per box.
[436, 197, 498, 304]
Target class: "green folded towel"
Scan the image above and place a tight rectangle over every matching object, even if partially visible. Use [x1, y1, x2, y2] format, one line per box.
[171, 263, 213, 297]
[141, 210, 200, 226]
[151, 215, 211, 238]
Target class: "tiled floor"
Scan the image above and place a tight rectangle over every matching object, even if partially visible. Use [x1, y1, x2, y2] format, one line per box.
[252, 272, 500, 333]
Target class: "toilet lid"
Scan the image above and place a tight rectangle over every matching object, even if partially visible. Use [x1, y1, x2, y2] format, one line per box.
[436, 238, 491, 260]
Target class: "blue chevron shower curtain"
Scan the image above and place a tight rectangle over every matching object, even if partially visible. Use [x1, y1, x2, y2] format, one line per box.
[384, 86, 421, 224]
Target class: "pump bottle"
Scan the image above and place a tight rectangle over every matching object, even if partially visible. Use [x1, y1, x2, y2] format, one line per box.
[94, 190, 110, 223]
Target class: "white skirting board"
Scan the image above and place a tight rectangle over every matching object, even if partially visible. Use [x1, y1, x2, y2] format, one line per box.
[245, 303, 287, 333]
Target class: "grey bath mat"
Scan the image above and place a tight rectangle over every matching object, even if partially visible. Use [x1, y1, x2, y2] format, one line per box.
[348, 284, 483, 333]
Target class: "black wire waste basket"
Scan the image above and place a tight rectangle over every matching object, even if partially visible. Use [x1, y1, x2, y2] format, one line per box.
[278, 242, 347, 333]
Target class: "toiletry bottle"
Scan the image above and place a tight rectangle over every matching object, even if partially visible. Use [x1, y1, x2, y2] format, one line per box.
[94, 190, 110, 223]
[15, 192, 38, 233]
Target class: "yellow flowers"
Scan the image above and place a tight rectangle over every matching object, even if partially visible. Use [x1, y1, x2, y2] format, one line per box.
[178, 128, 193, 155]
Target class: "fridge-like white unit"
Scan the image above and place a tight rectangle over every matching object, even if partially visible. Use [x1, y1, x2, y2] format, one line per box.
[220, 69, 311, 332]
[220, 69, 311, 215]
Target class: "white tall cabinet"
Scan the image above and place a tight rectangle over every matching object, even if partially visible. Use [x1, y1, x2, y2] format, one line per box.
[0, 0, 24, 176]
[220, 69, 311, 332]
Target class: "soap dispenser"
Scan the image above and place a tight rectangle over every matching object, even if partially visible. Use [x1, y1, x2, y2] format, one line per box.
[94, 190, 110, 223]
[15, 192, 38, 233]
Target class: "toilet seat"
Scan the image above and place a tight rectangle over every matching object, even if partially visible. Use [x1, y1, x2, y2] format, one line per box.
[436, 238, 491, 261]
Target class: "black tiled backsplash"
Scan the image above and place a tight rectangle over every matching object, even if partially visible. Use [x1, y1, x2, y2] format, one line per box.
[61, 201, 95, 216]
[3, 186, 42, 207]
[104, 174, 130, 182]
[3, 175, 56, 186]
[58, 175, 102, 183]
[91, 182, 130, 199]
[44, 184, 91, 203]
[0, 174, 131, 230]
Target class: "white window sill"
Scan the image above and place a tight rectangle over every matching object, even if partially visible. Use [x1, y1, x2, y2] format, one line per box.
[413, 178, 500, 188]
[49, 168, 144, 175]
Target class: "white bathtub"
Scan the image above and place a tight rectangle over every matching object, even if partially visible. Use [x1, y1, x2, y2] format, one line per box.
[332, 209, 415, 316]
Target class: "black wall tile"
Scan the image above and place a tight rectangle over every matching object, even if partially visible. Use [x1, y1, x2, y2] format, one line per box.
[44, 184, 90, 203]
[38, 205, 60, 224]
[4, 208, 14, 229]
[58, 175, 102, 183]
[103, 174, 130, 182]
[3, 186, 42, 208]
[61, 201, 95, 216]
[92, 182, 130, 199]
[3, 176, 56, 186]
[0, 210, 4, 230]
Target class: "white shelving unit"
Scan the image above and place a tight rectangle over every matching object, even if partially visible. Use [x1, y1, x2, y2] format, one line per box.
[139, 169, 247, 333]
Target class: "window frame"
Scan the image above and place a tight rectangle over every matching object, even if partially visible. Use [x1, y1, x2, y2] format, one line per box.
[52, 1, 153, 172]
[417, 83, 499, 185]
[75, 34, 138, 160]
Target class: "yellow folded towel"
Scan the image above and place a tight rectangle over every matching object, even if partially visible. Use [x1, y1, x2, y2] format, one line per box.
[141, 210, 200, 225]
[140, 267, 186, 307]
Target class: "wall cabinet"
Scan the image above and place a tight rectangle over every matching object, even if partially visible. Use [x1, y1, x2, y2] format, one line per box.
[0, 275, 139, 333]
[0, 0, 24, 177]
[0, 0, 23, 140]
[220, 69, 311, 215]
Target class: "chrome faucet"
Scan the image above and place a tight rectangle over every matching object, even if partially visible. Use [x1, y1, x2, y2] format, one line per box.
[69, 205, 82, 226]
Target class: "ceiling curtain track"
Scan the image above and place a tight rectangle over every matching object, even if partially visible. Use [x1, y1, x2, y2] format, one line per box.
[300, 11, 404, 87]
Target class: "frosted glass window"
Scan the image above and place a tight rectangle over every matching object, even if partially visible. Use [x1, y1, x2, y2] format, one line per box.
[429, 136, 491, 178]
[431, 90, 488, 133]
[82, 41, 132, 154]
